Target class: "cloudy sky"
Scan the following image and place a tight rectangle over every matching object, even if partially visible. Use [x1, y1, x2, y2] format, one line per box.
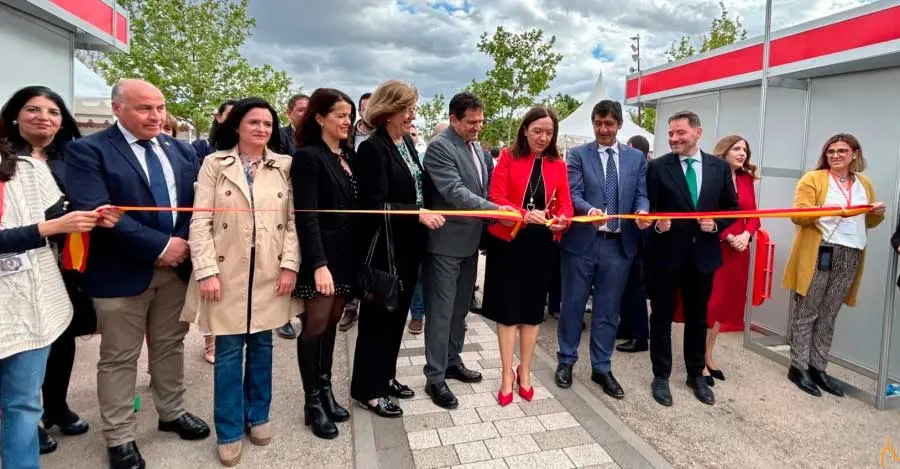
[244, 0, 874, 107]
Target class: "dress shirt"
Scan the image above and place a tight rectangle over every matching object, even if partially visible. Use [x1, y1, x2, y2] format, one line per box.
[597, 143, 620, 233]
[816, 177, 868, 250]
[467, 142, 484, 188]
[678, 148, 703, 192]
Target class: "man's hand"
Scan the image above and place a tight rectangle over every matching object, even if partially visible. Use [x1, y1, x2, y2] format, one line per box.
[497, 205, 519, 227]
[549, 215, 567, 232]
[655, 219, 671, 233]
[635, 210, 651, 230]
[588, 208, 607, 228]
[699, 218, 716, 233]
[158, 237, 190, 267]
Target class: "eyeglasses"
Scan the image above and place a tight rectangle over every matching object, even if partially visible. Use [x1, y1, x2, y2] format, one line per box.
[826, 148, 852, 157]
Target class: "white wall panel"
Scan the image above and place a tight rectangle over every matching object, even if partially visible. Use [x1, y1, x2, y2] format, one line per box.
[0, 6, 73, 106]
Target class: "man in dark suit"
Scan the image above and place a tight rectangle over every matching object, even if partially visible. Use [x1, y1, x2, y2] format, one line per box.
[555, 101, 651, 399]
[645, 110, 739, 407]
[421, 92, 514, 409]
[277, 93, 308, 156]
[65, 79, 209, 469]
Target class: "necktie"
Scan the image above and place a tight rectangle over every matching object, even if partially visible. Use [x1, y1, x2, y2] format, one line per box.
[605, 148, 619, 232]
[685, 157, 698, 208]
[136, 140, 174, 233]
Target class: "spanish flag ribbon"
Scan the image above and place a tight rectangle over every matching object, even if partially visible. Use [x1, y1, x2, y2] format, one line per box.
[568, 204, 874, 223]
[61, 232, 89, 272]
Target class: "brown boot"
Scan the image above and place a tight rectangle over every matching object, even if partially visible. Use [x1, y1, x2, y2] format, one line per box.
[217, 441, 241, 467]
[249, 422, 272, 446]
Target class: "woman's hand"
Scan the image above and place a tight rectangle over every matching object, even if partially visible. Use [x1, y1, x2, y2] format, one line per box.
[730, 231, 751, 252]
[276, 268, 297, 296]
[41, 210, 100, 236]
[872, 202, 886, 216]
[549, 215, 567, 232]
[523, 210, 548, 225]
[419, 212, 446, 230]
[96, 205, 123, 228]
[314, 266, 335, 296]
[199, 275, 222, 302]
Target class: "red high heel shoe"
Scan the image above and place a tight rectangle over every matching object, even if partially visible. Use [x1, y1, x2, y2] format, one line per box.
[516, 365, 534, 401]
[497, 369, 516, 406]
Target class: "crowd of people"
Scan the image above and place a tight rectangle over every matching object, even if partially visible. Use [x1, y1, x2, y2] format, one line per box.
[0, 75, 892, 469]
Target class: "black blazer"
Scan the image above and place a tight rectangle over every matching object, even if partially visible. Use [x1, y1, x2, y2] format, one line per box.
[891, 221, 900, 287]
[292, 142, 359, 285]
[354, 128, 432, 280]
[645, 151, 739, 274]
[279, 125, 295, 156]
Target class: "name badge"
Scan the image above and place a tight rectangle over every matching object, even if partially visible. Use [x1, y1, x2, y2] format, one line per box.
[0, 252, 33, 277]
[838, 219, 858, 235]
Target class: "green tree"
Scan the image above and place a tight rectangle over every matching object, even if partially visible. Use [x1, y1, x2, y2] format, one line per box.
[543, 93, 580, 120]
[469, 26, 563, 143]
[98, 0, 292, 134]
[666, 1, 747, 61]
[417, 93, 446, 140]
[628, 107, 656, 135]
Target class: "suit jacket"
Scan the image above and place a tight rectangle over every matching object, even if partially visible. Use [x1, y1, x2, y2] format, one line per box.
[291, 142, 359, 285]
[355, 128, 432, 279]
[64, 125, 199, 298]
[191, 138, 214, 163]
[278, 125, 295, 156]
[645, 151, 739, 274]
[560, 142, 649, 258]
[423, 127, 496, 258]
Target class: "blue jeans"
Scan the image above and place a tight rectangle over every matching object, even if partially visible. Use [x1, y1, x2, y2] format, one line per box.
[0, 346, 51, 469]
[214, 331, 273, 444]
[410, 277, 425, 320]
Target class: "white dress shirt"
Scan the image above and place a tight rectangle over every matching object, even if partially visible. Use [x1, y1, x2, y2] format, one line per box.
[816, 177, 868, 250]
[467, 142, 484, 188]
[117, 122, 178, 225]
[597, 143, 620, 233]
[679, 148, 703, 192]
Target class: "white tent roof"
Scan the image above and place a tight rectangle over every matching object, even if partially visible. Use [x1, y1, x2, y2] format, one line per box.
[75, 60, 110, 99]
[73, 60, 114, 125]
[558, 72, 654, 148]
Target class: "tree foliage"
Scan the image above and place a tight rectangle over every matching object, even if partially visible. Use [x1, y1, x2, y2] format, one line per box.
[665, 1, 747, 61]
[469, 26, 563, 145]
[97, 0, 292, 133]
[628, 107, 657, 135]
[543, 93, 581, 120]
[417, 93, 446, 141]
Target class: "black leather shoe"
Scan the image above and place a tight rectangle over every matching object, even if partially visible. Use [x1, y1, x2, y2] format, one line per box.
[809, 367, 844, 397]
[359, 397, 403, 418]
[651, 377, 673, 407]
[615, 339, 649, 353]
[107, 441, 145, 469]
[388, 379, 415, 399]
[788, 366, 822, 397]
[425, 382, 459, 409]
[591, 371, 625, 399]
[158, 412, 210, 440]
[304, 388, 339, 439]
[686, 376, 715, 405]
[555, 364, 573, 388]
[38, 426, 58, 455]
[44, 408, 90, 436]
[446, 363, 482, 383]
[704, 375, 715, 387]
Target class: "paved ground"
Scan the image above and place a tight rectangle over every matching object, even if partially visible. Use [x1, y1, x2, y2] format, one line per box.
[41, 317, 353, 469]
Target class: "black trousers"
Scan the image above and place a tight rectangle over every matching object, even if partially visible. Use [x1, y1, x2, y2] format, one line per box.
[42, 332, 77, 418]
[350, 253, 420, 402]
[617, 252, 649, 341]
[547, 246, 562, 314]
[648, 266, 713, 378]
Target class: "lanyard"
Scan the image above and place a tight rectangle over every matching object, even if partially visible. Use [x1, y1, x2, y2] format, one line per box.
[830, 172, 853, 206]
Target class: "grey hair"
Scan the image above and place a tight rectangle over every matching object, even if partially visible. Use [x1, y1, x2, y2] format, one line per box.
[668, 110, 702, 128]
[111, 80, 125, 102]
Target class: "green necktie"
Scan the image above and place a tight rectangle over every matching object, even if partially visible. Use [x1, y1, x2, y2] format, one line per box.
[685, 158, 698, 208]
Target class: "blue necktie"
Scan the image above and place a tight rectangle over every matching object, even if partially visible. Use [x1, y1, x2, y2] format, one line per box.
[136, 140, 174, 234]
[605, 148, 619, 232]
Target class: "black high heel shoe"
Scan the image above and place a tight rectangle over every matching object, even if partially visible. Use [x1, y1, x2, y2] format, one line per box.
[708, 368, 726, 381]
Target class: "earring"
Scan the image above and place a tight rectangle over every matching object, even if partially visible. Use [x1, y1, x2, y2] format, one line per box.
[11, 120, 16, 125]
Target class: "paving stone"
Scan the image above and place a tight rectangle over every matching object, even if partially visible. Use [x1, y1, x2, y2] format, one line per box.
[583, 464, 620, 469]
[518, 398, 566, 417]
[469, 334, 498, 344]
[483, 435, 541, 459]
[531, 427, 596, 451]
[404, 398, 450, 416]
[537, 412, 580, 431]
[398, 365, 426, 377]
[437, 422, 500, 445]
[397, 356, 412, 367]
[479, 368, 502, 379]
[457, 392, 500, 409]
[512, 386, 552, 402]
[413, 445, 460, 469]
[400, 375, 428, 387]
[408, 429, 442, 450]
[410, 355, 428, 366]
[448, 382, 476, 396]
[478, 359, 502, 369]
[563, 444, 613, 467]
[479, 340, 500, 350]
[475, 404, 525, 422]
[492, 416, 545, 437]
[404, 412, 454, 433]
[504, 449, 575, 469]
[478, 350, 501, 360]
[459, 351, 484, 363]
[449, 408, 481, 426]
[454, 441, 492, 464]
[451, 459, 509, 469]
[470, 378, 502, 394]
[404, 339, 427, 349]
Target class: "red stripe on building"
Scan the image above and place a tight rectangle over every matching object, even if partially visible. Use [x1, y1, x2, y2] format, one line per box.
[626, 5, 900, 99]
[49, 0, 128, 44]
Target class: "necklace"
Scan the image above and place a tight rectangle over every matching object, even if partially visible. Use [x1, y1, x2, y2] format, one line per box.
[525, 159, 544, 211]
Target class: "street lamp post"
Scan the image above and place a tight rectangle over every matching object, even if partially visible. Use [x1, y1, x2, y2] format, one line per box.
[630, 34, 642, 124]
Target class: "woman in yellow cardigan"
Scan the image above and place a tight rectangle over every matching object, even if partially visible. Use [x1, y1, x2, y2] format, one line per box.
[783, 133, 885, 397]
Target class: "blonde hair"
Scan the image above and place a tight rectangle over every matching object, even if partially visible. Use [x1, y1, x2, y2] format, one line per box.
[163, 112, 178, 138]
[365, 80, 418, 129]
[713, 135, 758, 179]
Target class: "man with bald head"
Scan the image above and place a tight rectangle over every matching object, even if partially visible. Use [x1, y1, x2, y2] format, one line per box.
[65, 79, 209, 469]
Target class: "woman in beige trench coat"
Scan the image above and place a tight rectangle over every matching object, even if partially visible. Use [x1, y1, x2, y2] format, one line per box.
[181, 98, 299, 467]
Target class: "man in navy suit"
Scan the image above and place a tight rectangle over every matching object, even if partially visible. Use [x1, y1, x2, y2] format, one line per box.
[645, 110, 739, 407]
[65, 79, 209, 469]
[555, 100, 651, 400]
[277, 92, 308, 156]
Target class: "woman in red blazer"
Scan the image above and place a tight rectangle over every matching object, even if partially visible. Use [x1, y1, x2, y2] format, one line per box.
[482, 107, 573, 406]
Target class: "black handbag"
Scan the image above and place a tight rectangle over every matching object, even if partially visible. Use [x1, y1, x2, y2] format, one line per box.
[357, 211, 401, 312]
